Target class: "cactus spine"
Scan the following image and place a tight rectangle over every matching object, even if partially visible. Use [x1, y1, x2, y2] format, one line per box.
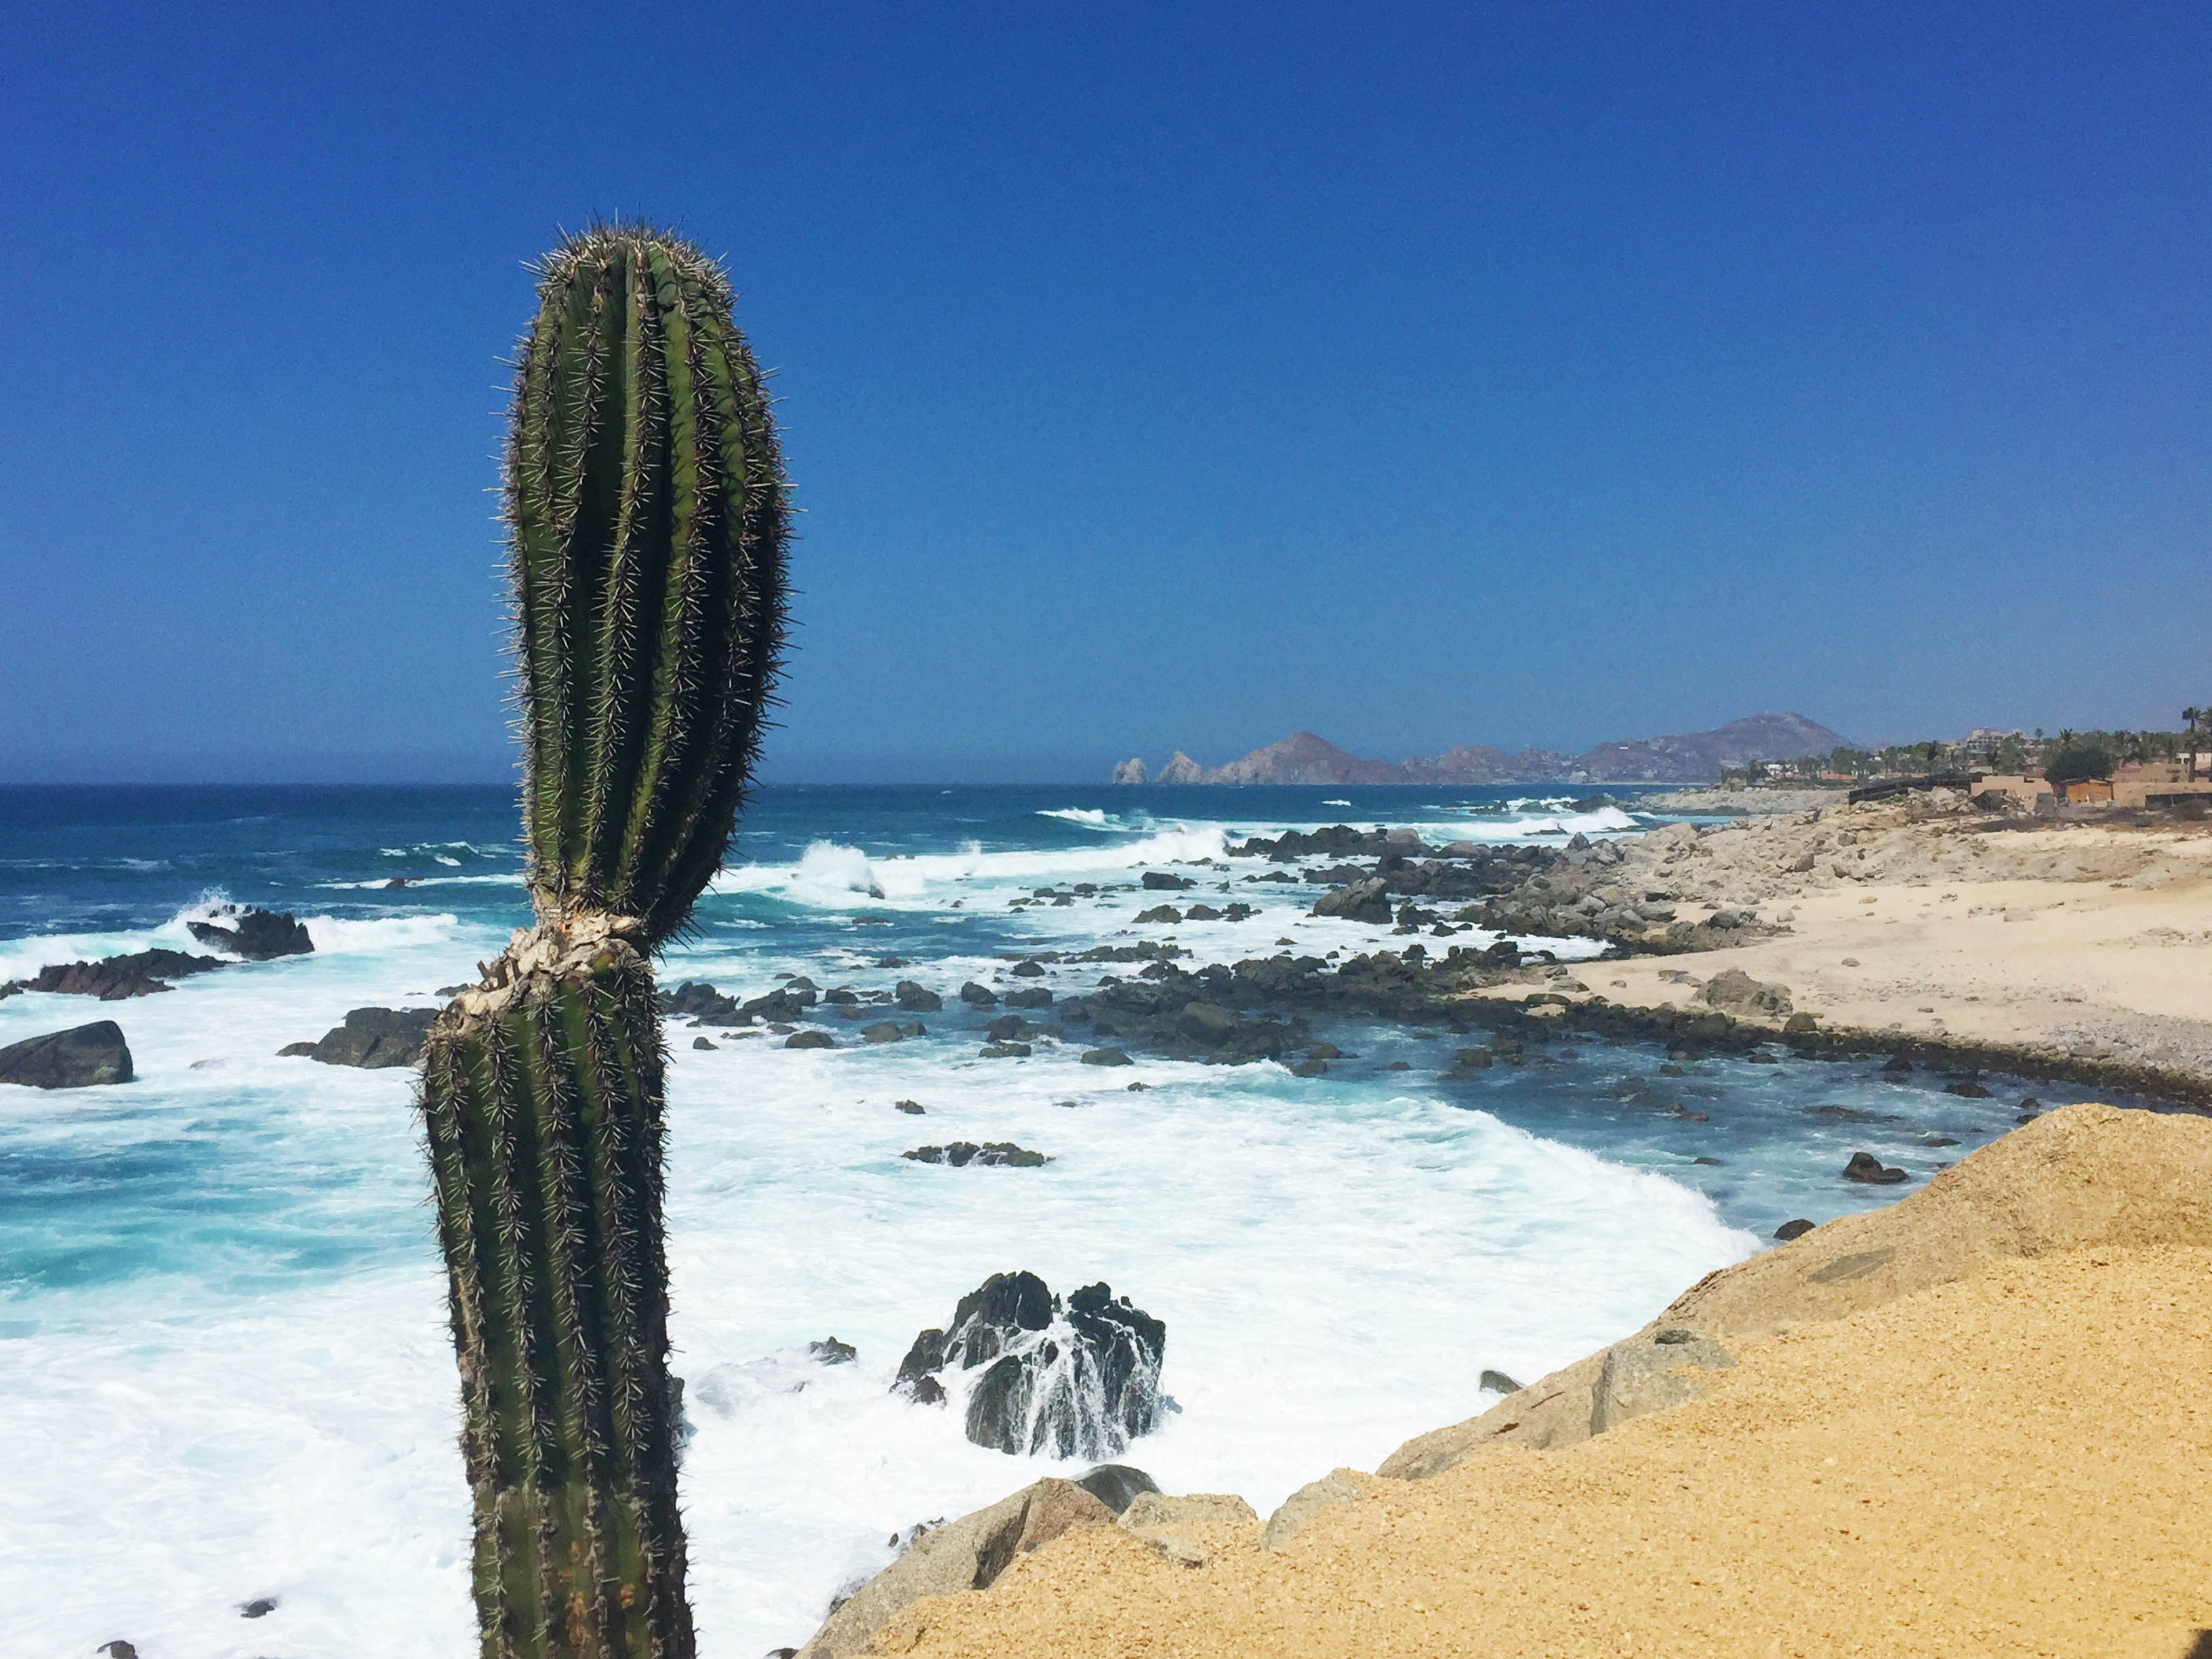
[421, 226, 788, 1659]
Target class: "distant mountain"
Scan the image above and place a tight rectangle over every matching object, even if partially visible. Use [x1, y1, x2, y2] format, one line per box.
[1118, 712, 1851, 786]
[1568, 712, 1852, 782]
[1202, 731, 1405, 786]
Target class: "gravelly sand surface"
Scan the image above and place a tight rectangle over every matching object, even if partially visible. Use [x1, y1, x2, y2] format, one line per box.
[876, 1113, 2212, 1658]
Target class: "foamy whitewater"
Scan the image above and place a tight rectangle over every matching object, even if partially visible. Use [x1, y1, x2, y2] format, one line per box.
[0, 784, 2081, 1656]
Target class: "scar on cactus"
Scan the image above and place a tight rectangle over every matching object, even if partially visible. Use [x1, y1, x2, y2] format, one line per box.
[417, 224, 788, 1659]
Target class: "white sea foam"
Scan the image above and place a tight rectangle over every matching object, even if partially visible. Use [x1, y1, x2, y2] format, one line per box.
[710, 826, 1233, 909]
[1036, 807, 1113, 827]
[0, 794, 1789, 1658]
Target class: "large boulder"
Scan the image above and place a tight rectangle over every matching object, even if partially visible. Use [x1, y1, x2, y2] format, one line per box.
[893, 1271, 1166, 1458]
[0, 1021, 133, 1088]
[794, 1477, 1116, 1659]
[281, 1007, 436, 1069]
[186, 907, 314, 960]
[1699, 968, 1793, 1019]
[1311, 878, 1393, 924]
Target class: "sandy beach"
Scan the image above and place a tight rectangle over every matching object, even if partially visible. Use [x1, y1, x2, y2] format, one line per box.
[1481, 797, 2212, 1090]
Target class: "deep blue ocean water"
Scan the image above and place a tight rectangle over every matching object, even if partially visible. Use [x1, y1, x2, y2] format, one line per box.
[0, 783, 2094, 1656]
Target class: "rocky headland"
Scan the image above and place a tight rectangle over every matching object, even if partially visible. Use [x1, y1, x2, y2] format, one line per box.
[1113, 712, 1848, 786]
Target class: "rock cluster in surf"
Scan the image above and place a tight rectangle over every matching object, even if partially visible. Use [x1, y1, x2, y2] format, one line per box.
[893, 1271, 1167, 1458]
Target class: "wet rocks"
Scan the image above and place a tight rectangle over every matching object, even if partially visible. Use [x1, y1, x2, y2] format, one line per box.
[862, 1021, 905, 1043]
[893, 1271, 1166, 1459]
[186, 906, 314, 960]
[1134, 905, 1183, 924]
[902, 1142, 1050, 1168]
[663, 980, 744, 1023]
[785, 1029, 836, 1049]
[0, 1020, 134, 1088]
[1841, 1151, 1910, 1185]
[1774, 1218, 1816, 1241]
[959, 982, 998, 1007]
[5, 948, 228, 1000]
[282, 1006, 436, 1069]
[1002, 986, 1054, 1009]
[1081, 1047, 1132, 1065]
[894, 981, 942, 1011]
[1141, 872, 1195, 890]
[1311, 878, 1393, 924]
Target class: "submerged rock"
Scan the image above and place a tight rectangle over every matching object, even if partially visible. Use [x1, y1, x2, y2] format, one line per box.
[1841, 1151, 1910, 1185]
[903, 1141, 1050, 1168]
[186, 906, 314, 960]
[0, 1020, 134, 1088]
[892, 1271, 1166, 1459]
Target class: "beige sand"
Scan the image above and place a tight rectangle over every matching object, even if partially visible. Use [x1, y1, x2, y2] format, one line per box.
[855, 1106, 2212, 1658]
[1480, 805, 2212, 1080]
[881, 1244, 2212, 1658]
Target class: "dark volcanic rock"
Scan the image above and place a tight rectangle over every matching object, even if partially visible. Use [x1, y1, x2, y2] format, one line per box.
[1841, 1151, 1909, 1185]
[1774, 1218, 1817, 1241]
[893, 1271, 1166, 1458]
[7, 948, 229, 1000]
[1074, 1462, 1160, 1515]
[785, 1029, 836, 1049]
[289, 1007, 436, 1069]
[0, 1021, 134, 1088]
[1311, 878, 1393, 925]
[895, 981, 943, 1012]
[1133, 905, 1183, 925]
[1081, 1047, 1133, 1066]
[959, 981, 998, 1007]
[903, 1141, 1051, 1168]
[1141, 872, 1195, 890]
[187, 906, 314, 960]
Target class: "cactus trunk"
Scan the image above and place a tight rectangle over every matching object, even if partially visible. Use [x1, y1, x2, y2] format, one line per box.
[420, 226, 787, 1659]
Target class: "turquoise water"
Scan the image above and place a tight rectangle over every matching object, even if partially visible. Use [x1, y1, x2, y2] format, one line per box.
[0, 784, 2090, 1656]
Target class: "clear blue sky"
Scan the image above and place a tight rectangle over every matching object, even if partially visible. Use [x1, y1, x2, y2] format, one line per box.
[1, 2, 2205, 783]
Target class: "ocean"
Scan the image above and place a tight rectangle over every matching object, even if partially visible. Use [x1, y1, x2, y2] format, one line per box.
[0, 783, 2085, 1657]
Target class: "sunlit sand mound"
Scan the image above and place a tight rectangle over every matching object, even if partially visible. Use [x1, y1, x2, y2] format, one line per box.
[868, 1105, 2212, 1659]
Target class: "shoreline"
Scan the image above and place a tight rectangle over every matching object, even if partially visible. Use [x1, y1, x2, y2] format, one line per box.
[790, 801, 2212, 1656]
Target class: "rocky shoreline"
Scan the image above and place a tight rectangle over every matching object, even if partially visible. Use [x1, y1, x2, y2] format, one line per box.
[851, 1103, 2212, 1658]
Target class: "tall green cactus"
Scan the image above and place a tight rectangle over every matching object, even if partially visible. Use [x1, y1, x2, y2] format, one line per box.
[420, 225, 788, 1659]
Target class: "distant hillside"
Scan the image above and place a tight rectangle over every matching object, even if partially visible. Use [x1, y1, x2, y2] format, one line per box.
[1115, 712, 1851, 785]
